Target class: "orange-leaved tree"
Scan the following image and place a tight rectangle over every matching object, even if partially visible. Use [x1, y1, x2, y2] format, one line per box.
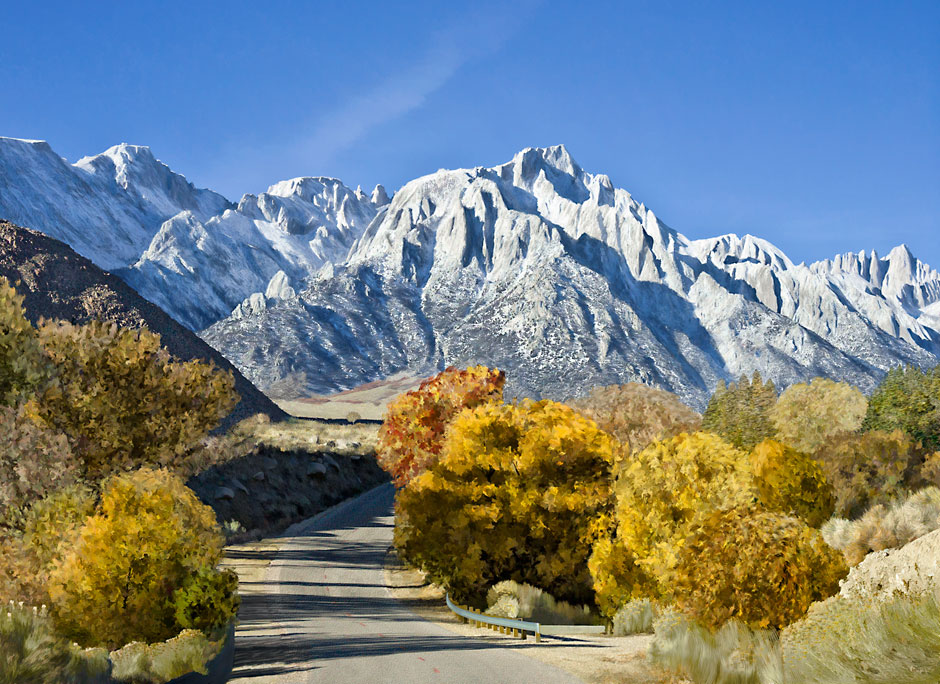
[377, 365, 505, 487]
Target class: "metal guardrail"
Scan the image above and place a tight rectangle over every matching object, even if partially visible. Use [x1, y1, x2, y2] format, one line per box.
[445, 593, 606, 642]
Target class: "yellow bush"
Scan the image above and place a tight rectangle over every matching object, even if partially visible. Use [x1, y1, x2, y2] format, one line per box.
[48, 468, 225, 649]
[587, 535, 651, 618]
[36, 320, 238, 481]
[770, 378, 867, 453]
[673, 506, 847, 630]
[394, 399, 616, 604]
[602, 432, 757, 600]
[750, 439, 834, 527]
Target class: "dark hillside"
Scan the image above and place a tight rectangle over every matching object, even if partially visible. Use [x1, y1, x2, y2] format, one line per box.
[0, 220, 286, 429]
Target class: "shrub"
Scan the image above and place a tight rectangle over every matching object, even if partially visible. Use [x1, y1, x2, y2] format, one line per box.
[770, 377, 867, 453]
[0, 276, 55, 408]
[611, 598, 658, 636]
[863, 363, 940, 452]
[0, 484, 96, 607]
[813, 429, 922, 518]
[109, 629, 223, 684]
[672, 506, 847, 630]
[701, 372, 777, 449]
[172, 566, 240, 635]
[781, 589, 940, 683]
[394, 399, 616, 604]
[649, 609, 782, 684]
[48, 468, 227, 649]
[0, 404, 76, 525]
[587, 534, 651, 618]
[597, 432, 757, 602]
[377, 365, 505, 487]
[821, 486, 940, 566]
[568, 382, 701, 456]
[749, 439, 834, 527]
[36, 320, 238, 481]
[0, 601, 110, 684]
[485, 580, 598, 625]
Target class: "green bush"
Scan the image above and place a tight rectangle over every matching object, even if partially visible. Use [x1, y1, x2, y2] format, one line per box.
[0, 276, 55, 408]
[0, 600, 110, 684]
[48, 468, 228, 649]
[172, 566, 240, 635]
[485, 580, 599, 625]
[813, 429, 922, 518]
[702, 372, 777, 449]
[781, 590, 940, 683]
[108, 629, 223, 684]
[377, 365, 505, 487]
[672, 506, 847, 630]
[394, 399, 616, 604]
[594, 432, 757, 604]
[821, 486, 940, 566]
[36, 319, 238, 481]
[649, 609, 782, 684]
[568, 382, 701, 457]
[749, 439, 834, 527]
[863, 364, 940, 452]
[770, 377, 867, 453]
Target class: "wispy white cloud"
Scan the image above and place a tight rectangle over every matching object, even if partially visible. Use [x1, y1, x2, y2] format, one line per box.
[212, 1, 538, 197]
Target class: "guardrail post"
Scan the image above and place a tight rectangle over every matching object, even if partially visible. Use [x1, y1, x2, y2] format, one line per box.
[535, 630, 541, 643]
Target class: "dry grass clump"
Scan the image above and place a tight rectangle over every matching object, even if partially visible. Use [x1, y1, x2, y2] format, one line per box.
[821, 486, 940, 565]
[484, 580, 600, 626]
[781, 588, 940, 683]
[612, 598, 658, 635]
[648, 608, 783, 684]
[109, 628, 222, 684]
[0, 600, 110, 684]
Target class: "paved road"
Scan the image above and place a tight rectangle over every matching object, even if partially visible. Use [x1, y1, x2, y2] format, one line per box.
[228, 483, 582, 683]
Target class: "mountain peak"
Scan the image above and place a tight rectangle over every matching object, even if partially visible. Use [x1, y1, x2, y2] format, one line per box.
[511, 144, 582, 179]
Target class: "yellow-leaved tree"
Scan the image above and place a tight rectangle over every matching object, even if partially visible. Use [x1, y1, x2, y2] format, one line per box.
[590, 432, 757, 612]
[36, 320, 238, 481]
[48, 468, 231, 649]
[395, 399, 617, 604]
[750, 439, 835, 527]
[770, 377, 867, 453]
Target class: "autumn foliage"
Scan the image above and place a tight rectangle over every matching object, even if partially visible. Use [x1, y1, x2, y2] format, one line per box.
[770, 378, 868, 454]
[594, 432, 758, 604]
[394, 399, 616, 604]
[377, 365, 505, 487]
[672, 506, 847, 630]
[36, 319, 238, 481]
[568, 382, 701, 457]
[48, 468, 232, 649]
[750, 439, 835, 527]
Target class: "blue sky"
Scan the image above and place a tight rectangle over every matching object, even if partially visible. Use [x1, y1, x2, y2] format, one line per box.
[1, 1, 937, 267]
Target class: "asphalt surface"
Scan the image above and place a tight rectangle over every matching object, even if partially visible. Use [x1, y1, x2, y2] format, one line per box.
[228, 483, 582, 683]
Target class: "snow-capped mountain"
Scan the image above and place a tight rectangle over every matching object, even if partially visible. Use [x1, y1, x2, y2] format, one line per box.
[121, 176, 387, 330]
[200, 145, 939, 409]
[1, 137, 937, 409]
[0, 137, 231, 270]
